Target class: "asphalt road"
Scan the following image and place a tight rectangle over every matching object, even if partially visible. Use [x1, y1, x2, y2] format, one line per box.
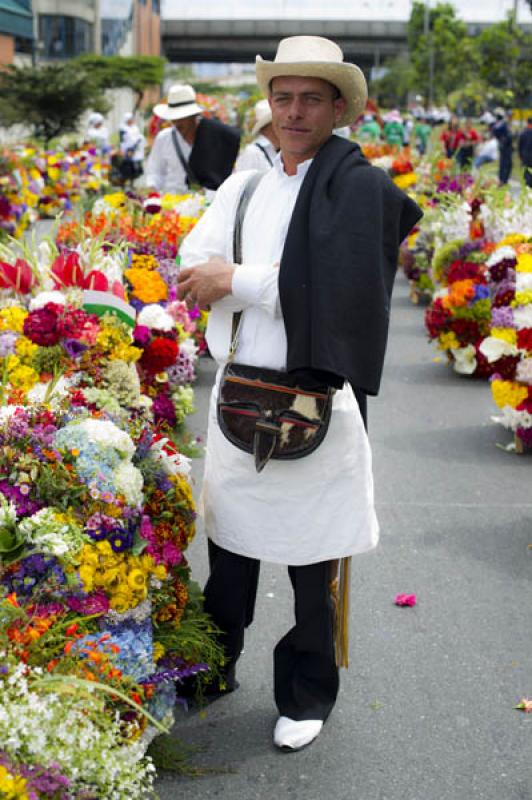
[157, 273, 532, 800]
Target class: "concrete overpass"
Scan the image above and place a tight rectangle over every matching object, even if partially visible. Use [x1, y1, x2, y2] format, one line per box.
[161, 17, 408, 74]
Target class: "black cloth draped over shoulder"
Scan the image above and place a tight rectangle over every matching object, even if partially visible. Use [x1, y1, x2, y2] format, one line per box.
[189, 117, 241, 191]
[278, 135, 423, 397]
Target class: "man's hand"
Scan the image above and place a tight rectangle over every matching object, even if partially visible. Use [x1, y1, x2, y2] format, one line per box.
[177, 256, 235, 309]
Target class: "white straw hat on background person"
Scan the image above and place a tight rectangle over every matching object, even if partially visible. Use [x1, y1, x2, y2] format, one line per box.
[251, 99, 273, 137]
[153, 84, 203, 121]
[255, 36, 368, 127]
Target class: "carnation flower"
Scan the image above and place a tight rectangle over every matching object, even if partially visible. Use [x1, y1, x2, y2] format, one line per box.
[23, 304, 61, 346]
[137, 303, 175, 332]
[153, 392, 177, 427]
[140, 337, 179, 373]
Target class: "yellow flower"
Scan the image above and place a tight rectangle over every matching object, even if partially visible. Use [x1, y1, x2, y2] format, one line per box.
[438, 332, 460, 351]
[127, 568, 147, 591]
[0, 307, 28, 333]
[15, 336, 38, 362]
[151, 564, 168, 582]
[500, 234, 527, 246]
[0, 765, 29, 800]
[78, 565, 95, 592]
[96, 540, 113, 557]
[491, 379, 528, 409]
[407, 231, 419, 248]
[79, 544, 99, 567]
[109, 592, 132, 613]
[153, 641, 165, 661]
[393, 172, 417, 190]
[491, 328, 517, 345]
[516, 254, 532, 274]
[107, 343, 142, 363]
[513, 290, 532, 307]
[104, 192, 128, 209]
[8, 365, 39, 391]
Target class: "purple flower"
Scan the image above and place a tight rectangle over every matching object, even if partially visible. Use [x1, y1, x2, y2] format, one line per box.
[153, 392, 177, 427]
[491, 306, 515, 328]
[0, 331, 18, 356]
[62, 338, 87, 359]
[66, 589, 109, 615]
[133, 325, 151, 346]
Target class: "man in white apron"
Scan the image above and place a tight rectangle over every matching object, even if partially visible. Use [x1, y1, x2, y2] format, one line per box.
[178, 36, 422, 751]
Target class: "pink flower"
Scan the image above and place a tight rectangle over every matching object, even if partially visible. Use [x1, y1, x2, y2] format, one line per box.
[394, 593, 417, 607]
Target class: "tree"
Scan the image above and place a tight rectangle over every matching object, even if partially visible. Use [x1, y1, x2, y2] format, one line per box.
[370, 56, 416, 108]
[474, 16, 532, 108]
[408, 2, 479, 104]
[0, 63, 107, 145]
[74, 55, 166, 111]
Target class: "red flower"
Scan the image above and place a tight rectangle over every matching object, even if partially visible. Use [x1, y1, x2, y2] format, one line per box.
[517, 329, 532, 351]
[23, 303, 61, 346]
[493, 289, 515, 308]
[140, 337, 179, 373]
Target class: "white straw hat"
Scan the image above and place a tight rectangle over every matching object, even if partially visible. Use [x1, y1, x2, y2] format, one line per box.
[153, 84, 203, 121]
[256, 36, 367, 127]
[251, 99, 272, 137]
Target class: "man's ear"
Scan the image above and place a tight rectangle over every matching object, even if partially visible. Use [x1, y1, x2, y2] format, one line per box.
[334, 97, 347, 125]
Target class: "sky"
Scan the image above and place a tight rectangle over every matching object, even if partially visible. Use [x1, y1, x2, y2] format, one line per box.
[161, 0, 532, 24]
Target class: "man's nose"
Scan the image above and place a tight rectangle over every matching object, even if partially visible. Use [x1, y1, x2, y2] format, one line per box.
[286, 98, 304, 119]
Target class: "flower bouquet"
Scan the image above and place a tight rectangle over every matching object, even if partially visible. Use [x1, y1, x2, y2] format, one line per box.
[480, 238, 532, 451]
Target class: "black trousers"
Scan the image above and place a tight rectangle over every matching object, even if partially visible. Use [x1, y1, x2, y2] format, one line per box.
[203, 539, 339, 721]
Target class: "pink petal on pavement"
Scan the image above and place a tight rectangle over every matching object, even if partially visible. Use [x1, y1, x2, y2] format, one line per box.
[394, 593, 417, 607]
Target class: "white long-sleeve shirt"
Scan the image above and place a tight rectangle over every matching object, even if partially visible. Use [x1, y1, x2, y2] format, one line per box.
[179, 156, 378, 565]
[145, 126, 191, 194]
[234, 134, 277, 173]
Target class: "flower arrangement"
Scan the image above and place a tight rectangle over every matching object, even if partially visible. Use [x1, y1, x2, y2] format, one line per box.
[0, 233, 224, 792]
[425, 240, 494, 376]
[480, 239, 532, 450]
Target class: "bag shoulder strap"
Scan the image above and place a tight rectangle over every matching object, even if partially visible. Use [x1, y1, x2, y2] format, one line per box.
[254, 141, 274, 167]
[232, 170, 263, 264]
[229, 171, 263, 358]
[171, 127, 198, 188]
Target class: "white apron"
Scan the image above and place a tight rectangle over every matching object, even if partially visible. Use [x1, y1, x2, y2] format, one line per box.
[180, 157, 379, 565]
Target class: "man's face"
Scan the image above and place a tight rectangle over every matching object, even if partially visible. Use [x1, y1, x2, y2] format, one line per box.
[174, 114, 198, 140]
[269, 76, 346, 163]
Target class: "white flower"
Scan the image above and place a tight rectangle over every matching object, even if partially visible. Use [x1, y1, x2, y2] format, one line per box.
[114, 461, 144, 506]
[179, 336, 199, 358]
[29, 291, 66, 310]
[0, 497, 17, 526]
[27, 375, 69, 403]
[77, 418, 135, 459]
[149, 437, 192, 477]
[516, 273, 532, 292]
[137, 303, 175, 331]
[479, 337, 518, 363]
[514, 306, 532, 328]
[451, 345, 477, 375]
[516, 358, 532, 384]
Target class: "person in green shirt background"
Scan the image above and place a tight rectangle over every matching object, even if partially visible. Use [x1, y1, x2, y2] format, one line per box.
[414, 117, 432, 155]
[357, 113, 381, 142]
[382, 109, 405, 146]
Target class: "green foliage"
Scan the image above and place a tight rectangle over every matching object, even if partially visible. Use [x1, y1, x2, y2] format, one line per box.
[409, 2, 477, 103]
[74, 55, 166, 109]
[475, 17, 532, 106]
[0, 63, 107, 145]
[370, 56, 416, 108]
[447, 80, 511, 116]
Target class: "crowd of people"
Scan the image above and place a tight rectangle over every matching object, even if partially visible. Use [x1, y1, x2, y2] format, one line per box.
[83, 87, 532, 194]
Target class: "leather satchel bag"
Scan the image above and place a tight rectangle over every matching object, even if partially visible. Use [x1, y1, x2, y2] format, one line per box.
[216, 172, 334, 473]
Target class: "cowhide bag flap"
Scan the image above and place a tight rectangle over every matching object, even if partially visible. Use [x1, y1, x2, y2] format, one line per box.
[215, 171, 334, 473]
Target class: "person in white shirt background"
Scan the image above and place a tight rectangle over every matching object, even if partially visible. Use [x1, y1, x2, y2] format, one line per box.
[118, 112, 146, 179]
[235, 99, 280, 172]
[145, 83, 240, 196]
[86, 112, 110, 153]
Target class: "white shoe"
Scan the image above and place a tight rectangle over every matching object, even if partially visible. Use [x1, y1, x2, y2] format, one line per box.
[273, 716, 323, 750]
